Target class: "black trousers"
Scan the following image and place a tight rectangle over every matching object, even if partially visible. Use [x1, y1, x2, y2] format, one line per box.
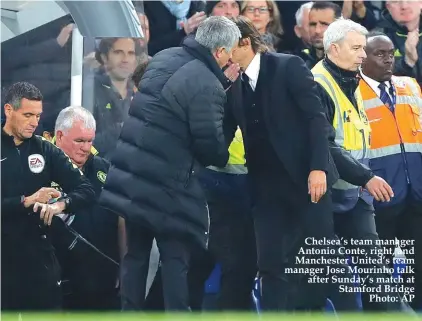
[1, 241, 62, 311]
[120, 221, 191, 311]
[332, 199, 404, 311]
[250, 170, 354, 312]
[373, 195, 422, 310]
[201, 170, 257, 311]
[144, 247, 214, 311]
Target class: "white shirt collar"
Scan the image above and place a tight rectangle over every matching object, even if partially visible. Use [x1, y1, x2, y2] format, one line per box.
[243, 53, 261, 91]
[360, 71, 391, 92]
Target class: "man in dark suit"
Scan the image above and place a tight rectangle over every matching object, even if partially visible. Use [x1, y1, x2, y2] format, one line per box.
[226, 17, 358, 311]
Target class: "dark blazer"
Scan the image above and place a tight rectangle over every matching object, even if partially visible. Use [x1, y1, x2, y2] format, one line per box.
[225, 52, 339, 197]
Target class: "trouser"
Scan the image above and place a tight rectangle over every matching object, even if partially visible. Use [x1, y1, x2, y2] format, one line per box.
[120, 221, 191, 311]
[144, 247, 214, 311]
[250, 172, 354, 312]
[332, 199, 404, 311]
[2, 243, 62, 311]
[200, 170, 257, 311]
[374, 195, 422, 310]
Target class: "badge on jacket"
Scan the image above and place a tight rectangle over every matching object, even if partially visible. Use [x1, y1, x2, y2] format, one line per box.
[28, 154, 45, 173]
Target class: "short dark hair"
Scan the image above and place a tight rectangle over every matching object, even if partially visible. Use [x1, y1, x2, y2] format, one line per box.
[4, 82, 43, 110]
[95, 38, 143, 65]
[366, 31, 389, 40]
[230, 16, 269, 54]
[311, 1, 342, 19]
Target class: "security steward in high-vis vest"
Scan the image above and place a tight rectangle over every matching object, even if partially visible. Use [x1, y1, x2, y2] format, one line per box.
[48, 106, 123, 311]
[312, 20, 403, 311]
[198, 127, 256, 311]
[359, 33, 422, 310]
[1, 82, 95, 311]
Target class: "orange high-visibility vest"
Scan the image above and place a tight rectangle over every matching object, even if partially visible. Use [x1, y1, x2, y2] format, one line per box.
[358, 75, 422, 206]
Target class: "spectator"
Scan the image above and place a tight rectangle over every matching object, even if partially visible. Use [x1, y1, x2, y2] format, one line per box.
[99, 16, 241, 311]
[376, 0, 422, 86]
[240, 0, 284, 51]
[205, 0, 241, 18]
[1, 22, 74, 135]
[337, 1, 378, 30]
[84, 38, 142, 159]
[294, 2, 313, 50]
[300, 1, 341, 69]
[144, 0, 206, 56]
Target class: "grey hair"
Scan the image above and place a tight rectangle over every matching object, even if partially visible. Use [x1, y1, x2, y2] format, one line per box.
[55, 106, 96, 135]
[295, 2, 314, 27]
[323, 18, 368, 52]
[195, 16, 241, 53]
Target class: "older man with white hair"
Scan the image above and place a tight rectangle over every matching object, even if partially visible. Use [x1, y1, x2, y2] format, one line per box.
[50, 106, 125, 311]
[294, 2, 313, 48]
[312, 19, 406, 311]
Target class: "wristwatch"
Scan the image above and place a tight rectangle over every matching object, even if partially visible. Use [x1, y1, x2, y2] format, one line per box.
[57, 196, 72, 211]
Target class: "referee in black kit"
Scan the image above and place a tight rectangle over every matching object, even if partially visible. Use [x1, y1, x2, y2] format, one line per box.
[1, 82, 95, 311]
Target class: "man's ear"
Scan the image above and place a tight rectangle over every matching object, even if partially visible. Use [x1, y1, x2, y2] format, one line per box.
[4, 104, 13, 117]
[294, 25, 302, 38]
[56, 130, 63, 143]
[239, 37, 251, 48]
[215, 47, 225, 58]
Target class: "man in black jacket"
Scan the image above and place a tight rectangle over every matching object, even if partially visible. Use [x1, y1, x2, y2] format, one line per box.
[1, 82, 95, 311]
[227, 17, 354, 311]
[49, 106, 124, 311]
[99, 16, 241, 311]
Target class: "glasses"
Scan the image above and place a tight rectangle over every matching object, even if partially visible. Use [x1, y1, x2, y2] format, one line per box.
[245, 6, 270, 14]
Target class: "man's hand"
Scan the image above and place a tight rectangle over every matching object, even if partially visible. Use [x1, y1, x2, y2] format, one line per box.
[308, 170, 327, 203]
[364, 176, 394, 202]
[224, 63, 240, 82]
[405, 29, 419, 67]
[34, 201, 66, 226]
[24, 187, 61, 208]
[57, 23, 74, 47]
[353, 1, 366, 18]
[181, 12, 206, 35]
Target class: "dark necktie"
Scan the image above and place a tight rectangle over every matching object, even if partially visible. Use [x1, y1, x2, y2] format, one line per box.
[241, 73, 254, 97]
[378, 82, 394, 112]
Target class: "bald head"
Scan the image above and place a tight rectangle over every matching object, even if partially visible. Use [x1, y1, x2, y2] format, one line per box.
[361, 34, 395, 83]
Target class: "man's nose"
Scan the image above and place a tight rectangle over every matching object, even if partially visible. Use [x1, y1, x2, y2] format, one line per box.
[30, 116, 39, 127]
[81, 142, 92, 152]
[315, 23, 323, 34]
[360, 48, 367, 59]
[385, 55, 394, 65]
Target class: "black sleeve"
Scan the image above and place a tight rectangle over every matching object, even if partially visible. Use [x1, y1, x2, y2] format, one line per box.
[286, 55, 331, 172]
[2, 39, 64, 71]
[315, 83, 374, 186]
[393, 56, 417, 78]
[148, 29, 187, 56]
[351, 4, 378, 30]
[188, 87, 229, 168]
[44, 140, 95, 213]
[2, 196, 26, 216]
